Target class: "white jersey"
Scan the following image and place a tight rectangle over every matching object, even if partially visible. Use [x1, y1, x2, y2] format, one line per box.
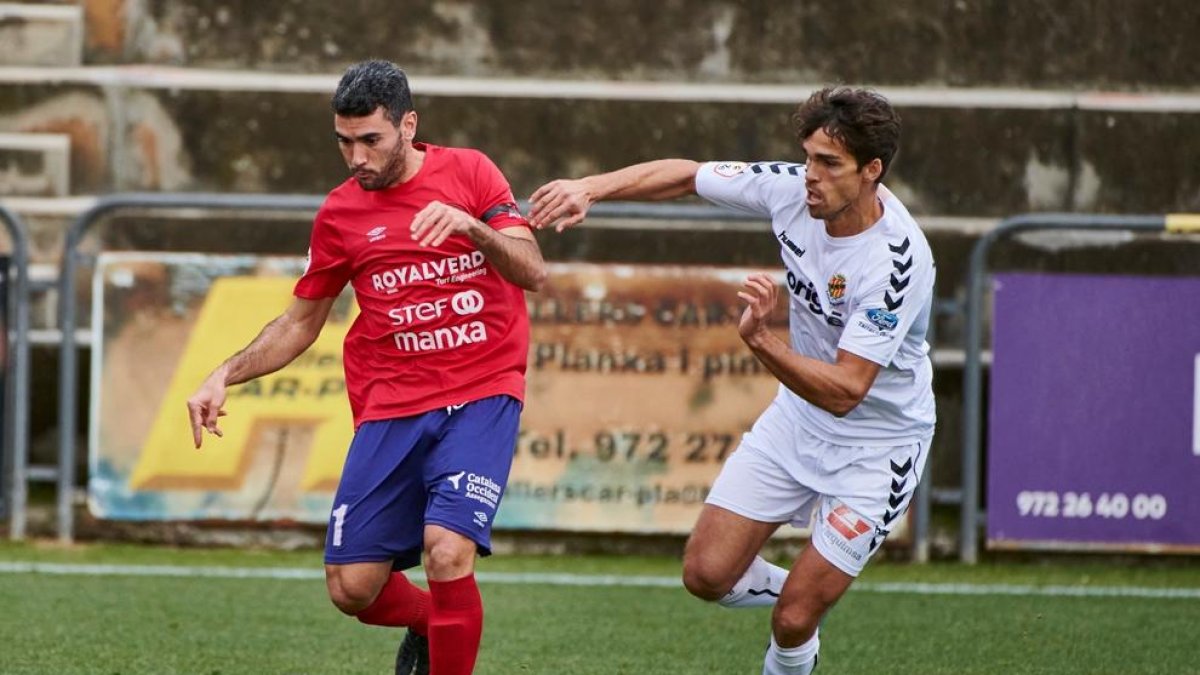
[696, 160, 936, 445]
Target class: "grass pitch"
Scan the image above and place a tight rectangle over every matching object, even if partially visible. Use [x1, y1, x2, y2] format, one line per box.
[1, 542, 1198, 674]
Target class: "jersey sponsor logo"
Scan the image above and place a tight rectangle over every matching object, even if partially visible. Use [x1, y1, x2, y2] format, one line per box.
[387, 290, 485, 327]
[393, 320, 488, 353]
[712, 161, 747, 177]
[866, 308, 899, 331]
[786, 271, 845, 327]
[388, 298, 449, 326]
[370, 251, 487, 293]
[446, 470, 466, 490]
[366, 225, 387, 243]
[777, 230, 806, 258]
[827, 273, 847, 305]
[451, 289, 484, 316]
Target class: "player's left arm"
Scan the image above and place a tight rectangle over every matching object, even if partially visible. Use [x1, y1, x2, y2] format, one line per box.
[409, 201, 547, 291]
[737, 273, 880, 417]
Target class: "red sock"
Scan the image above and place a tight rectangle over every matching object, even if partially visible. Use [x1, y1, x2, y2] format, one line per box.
[428, 574, 484, 675]
[355, 571, 430, 634]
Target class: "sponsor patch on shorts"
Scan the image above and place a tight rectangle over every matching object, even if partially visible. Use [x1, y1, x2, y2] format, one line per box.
[814, 498, 881, 576]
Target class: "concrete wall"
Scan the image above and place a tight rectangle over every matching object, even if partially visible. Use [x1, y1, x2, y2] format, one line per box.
[86, 0, 1200, 89]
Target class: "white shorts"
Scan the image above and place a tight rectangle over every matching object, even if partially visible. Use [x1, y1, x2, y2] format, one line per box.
[706, 397, 931, 576]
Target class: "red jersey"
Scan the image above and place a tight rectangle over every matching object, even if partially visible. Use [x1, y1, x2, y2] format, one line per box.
[295, 143, 531, 425]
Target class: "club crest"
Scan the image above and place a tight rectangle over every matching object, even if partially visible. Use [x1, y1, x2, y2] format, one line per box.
[827, 274, 847, 305]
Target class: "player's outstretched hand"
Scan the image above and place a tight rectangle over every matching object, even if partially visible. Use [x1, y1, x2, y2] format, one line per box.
[411, 201, 479, 247]
[737, 273, 778, 343]
[186, 373, 228, 449]
[528, 179, 592, 232]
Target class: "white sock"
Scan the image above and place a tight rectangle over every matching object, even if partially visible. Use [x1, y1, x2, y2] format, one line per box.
[762, 631, 820, 675]
[718, 556, 789, 608]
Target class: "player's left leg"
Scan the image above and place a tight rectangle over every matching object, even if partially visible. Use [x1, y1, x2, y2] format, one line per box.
[764, 544, 854, 675]
[761, 433, 931, 674]
[422, 525, 483, 675]
[421, 395, 523, 675]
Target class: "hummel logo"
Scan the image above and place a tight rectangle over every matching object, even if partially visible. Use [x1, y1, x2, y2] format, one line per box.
[447, 470, 466, 490]
[367, 225, 387, 242]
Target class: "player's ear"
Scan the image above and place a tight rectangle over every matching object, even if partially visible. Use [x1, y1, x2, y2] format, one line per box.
[402, 110, 419, 141]
[862, 157, 883, 183]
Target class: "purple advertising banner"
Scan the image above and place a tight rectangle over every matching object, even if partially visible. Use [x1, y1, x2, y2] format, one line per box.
[987, 272, 1200, 551]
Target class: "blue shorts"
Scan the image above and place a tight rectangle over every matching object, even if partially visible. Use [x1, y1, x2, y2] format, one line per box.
[324, 395, 521, 570]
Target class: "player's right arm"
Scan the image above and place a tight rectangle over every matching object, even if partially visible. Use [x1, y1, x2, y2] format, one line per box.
[186, 295, 335, 448]
[528, 159, 700, 231]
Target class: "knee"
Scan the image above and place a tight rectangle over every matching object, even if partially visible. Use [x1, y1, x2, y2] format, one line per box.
[326, 571, 379, 615]
[424, 531, 475, 579]
[681, 555, 734, 602]
[772, 600, 820, 642]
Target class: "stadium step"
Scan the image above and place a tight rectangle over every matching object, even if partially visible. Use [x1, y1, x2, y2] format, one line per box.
[0, 132, 70, 197]
[0, 3, 84, 67]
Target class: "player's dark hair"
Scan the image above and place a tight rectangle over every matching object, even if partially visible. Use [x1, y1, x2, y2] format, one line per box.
[331, 60, 414, 125]
[793, 87, 901, 183]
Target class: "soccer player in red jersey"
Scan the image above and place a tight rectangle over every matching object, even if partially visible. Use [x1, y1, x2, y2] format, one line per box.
[186, 60, 547, 675]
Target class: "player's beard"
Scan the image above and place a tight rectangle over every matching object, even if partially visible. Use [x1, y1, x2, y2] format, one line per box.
[355, 141, 407, 191]
[810, 197, 851, 222]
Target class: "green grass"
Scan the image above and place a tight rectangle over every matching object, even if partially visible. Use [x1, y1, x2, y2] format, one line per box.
[1, 541, 1198, 674]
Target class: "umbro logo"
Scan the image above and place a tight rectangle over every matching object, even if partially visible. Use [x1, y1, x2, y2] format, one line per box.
[367, 225, 387, 242]
[446, 470, 466, 490]
[474, 511, 489, 524]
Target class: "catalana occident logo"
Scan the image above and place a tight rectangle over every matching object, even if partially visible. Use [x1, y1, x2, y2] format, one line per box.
[713, 161, 747, 178]
[827, 273, 847, 305]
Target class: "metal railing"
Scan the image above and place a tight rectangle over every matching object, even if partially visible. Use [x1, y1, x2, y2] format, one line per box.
[54, 193, 323, 542]
[0, 204, 32, 539]
[958, 212, 1200, 563]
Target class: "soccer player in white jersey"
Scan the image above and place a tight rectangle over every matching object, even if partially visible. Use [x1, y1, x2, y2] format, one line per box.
[528, 87, 935, 675]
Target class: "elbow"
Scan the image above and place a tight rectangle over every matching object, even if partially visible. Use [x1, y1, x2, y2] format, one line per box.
[827, 400, 860, 418]
[524, 265, 549, 293]
[826, 388, 869, 418]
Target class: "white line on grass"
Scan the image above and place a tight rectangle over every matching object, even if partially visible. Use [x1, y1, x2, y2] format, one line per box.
[2, 561, 1199, 599]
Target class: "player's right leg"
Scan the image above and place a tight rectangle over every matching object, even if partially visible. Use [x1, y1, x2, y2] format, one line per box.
[325, 560, 395, 615]
[684, 398, 815, 608]
[322, 415, 439, 673]
[682, 504, 781, 602]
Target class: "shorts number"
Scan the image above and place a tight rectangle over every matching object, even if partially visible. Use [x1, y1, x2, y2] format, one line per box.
[331, 503, 349, 547]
